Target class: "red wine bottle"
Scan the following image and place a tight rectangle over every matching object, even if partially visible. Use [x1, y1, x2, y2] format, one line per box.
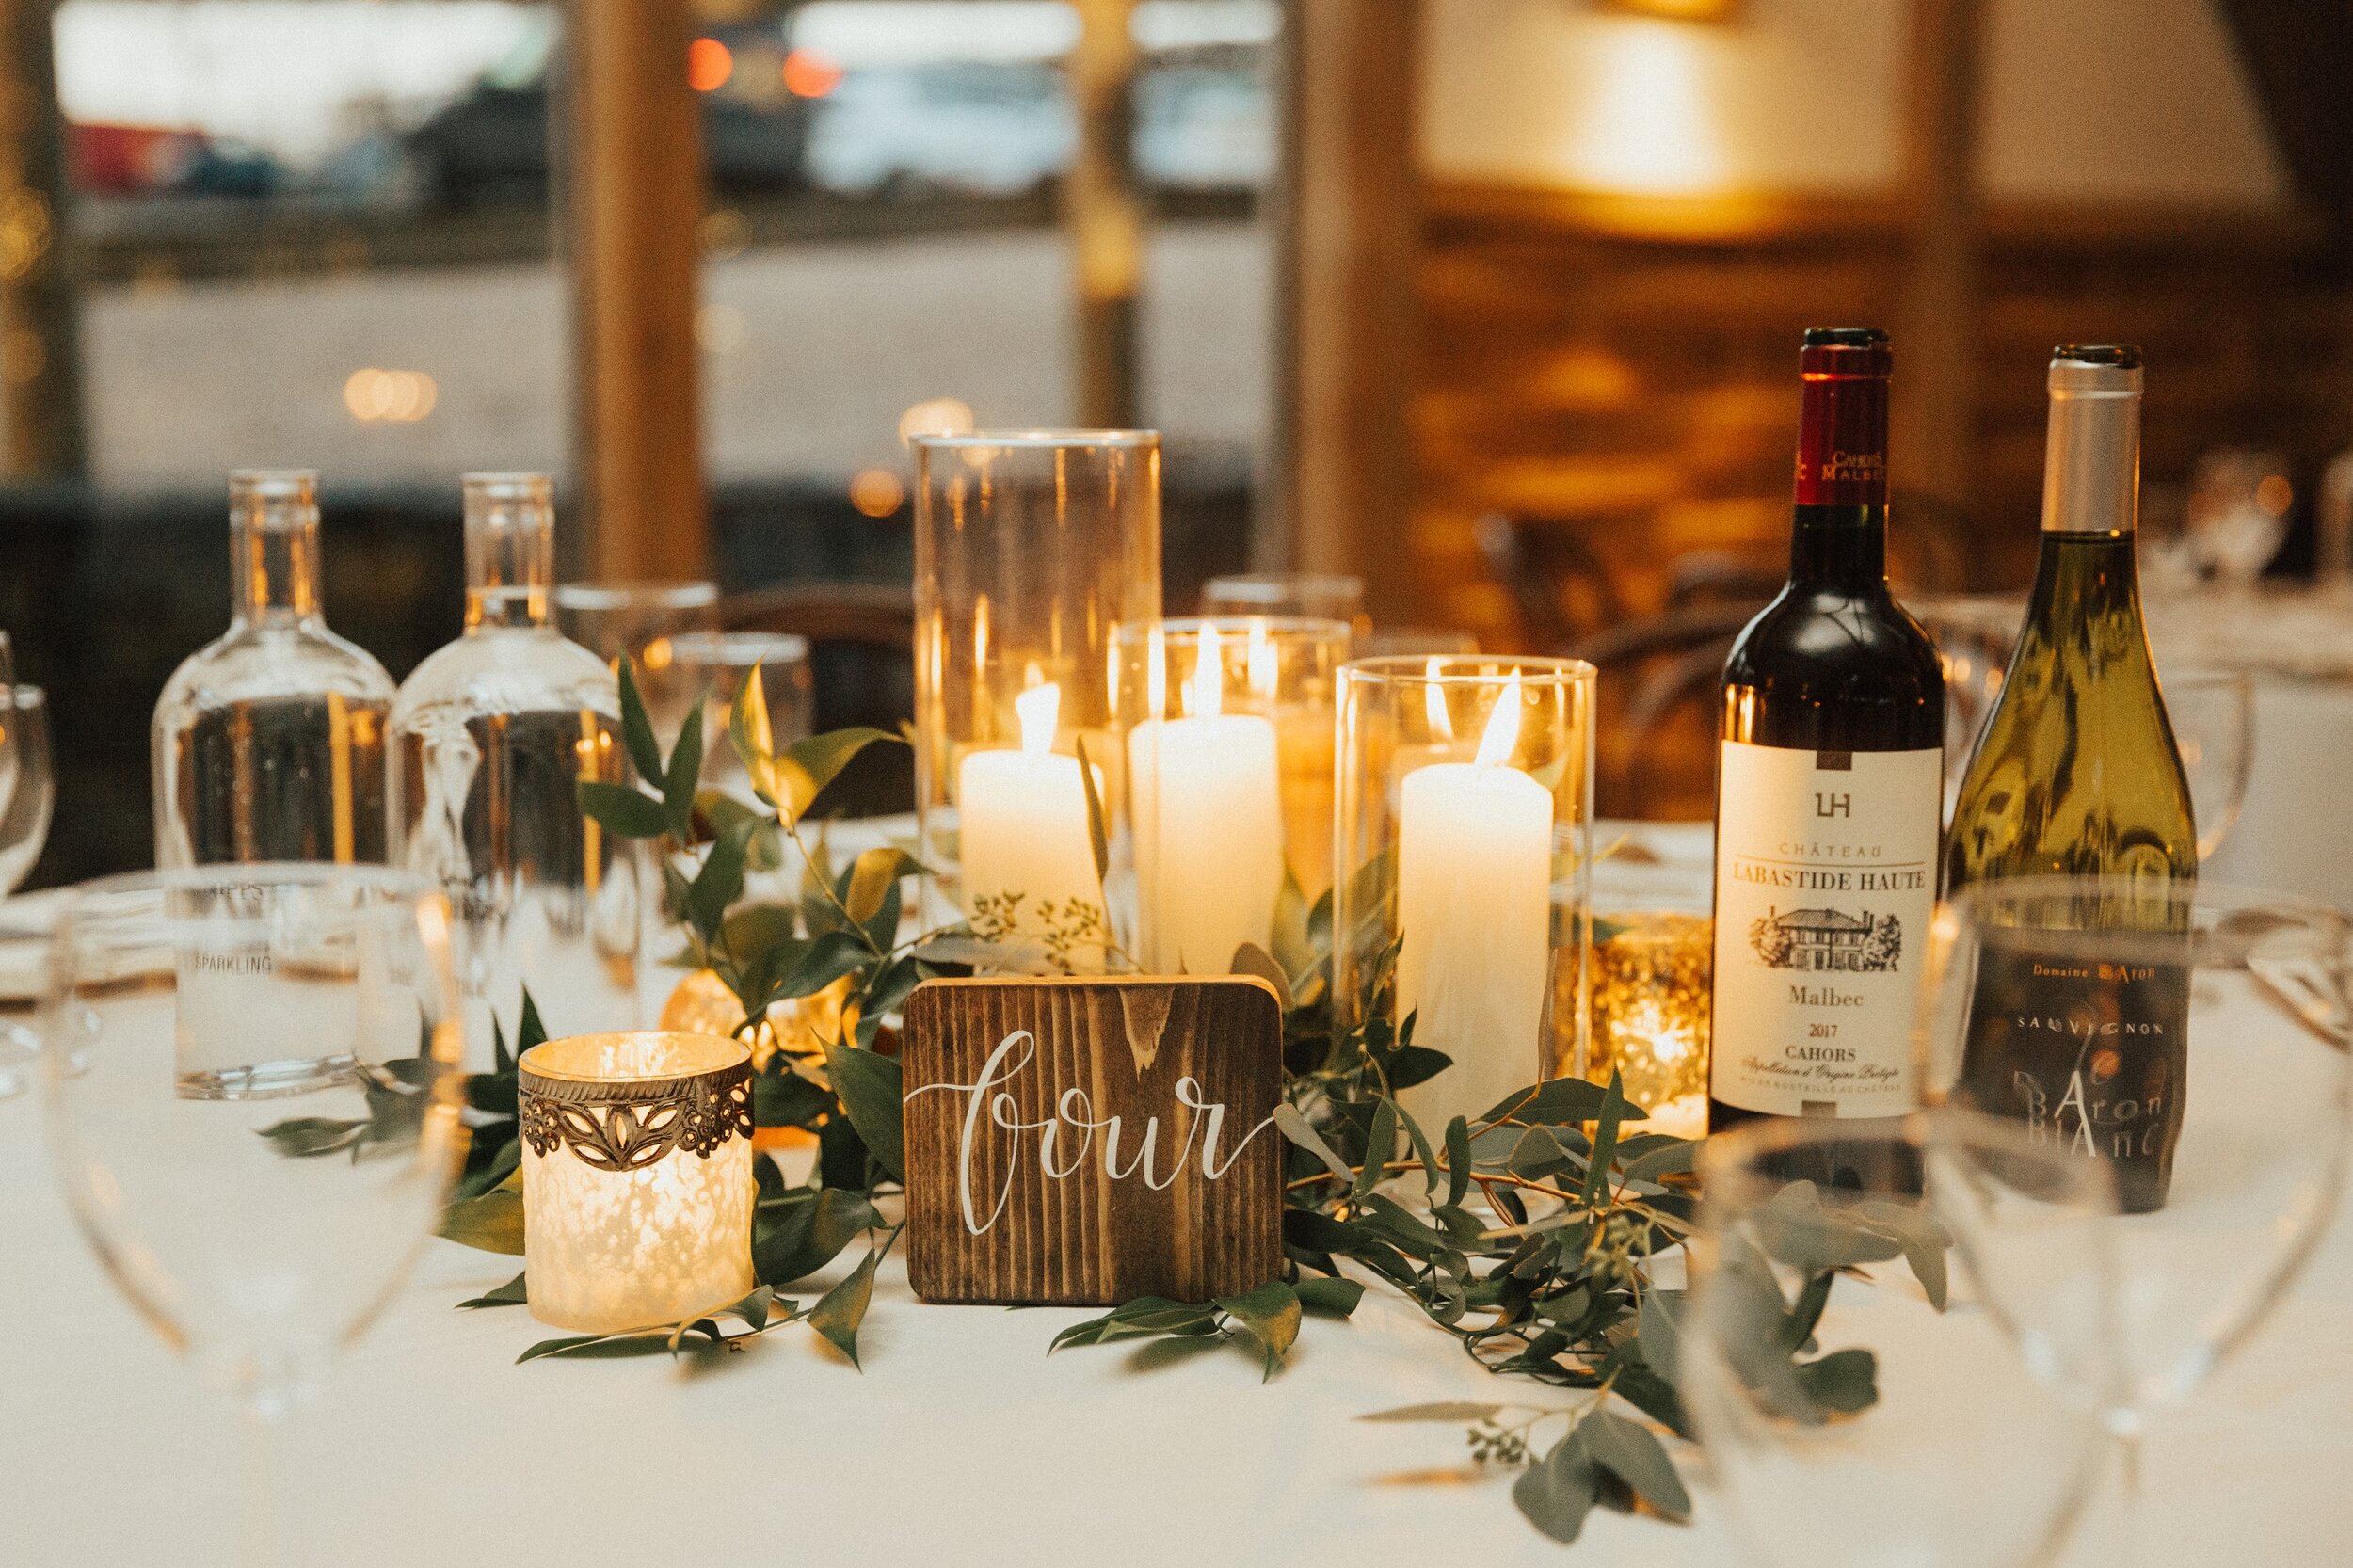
[1708, 328, 1946, 1136]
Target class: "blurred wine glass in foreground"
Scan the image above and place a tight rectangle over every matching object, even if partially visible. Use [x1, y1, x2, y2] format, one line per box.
[1921, 878, 2350, 1528]
[2186, 448, 2292, 589]
[1685, 1112, 2119, 1568]
[2156, 667, 2253, 862]
[40, 865, 469, 1562]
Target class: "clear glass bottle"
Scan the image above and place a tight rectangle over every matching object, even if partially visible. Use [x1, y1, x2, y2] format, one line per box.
[390, 473, 639, 1055]
[152, 471, 396, 868]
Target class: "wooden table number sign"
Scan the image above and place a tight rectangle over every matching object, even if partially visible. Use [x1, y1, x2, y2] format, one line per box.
[901, 975, 1286, 1306]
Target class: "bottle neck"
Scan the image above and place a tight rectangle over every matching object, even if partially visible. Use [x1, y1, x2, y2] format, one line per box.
[1788, 363, 1891, 595]
[463, 499, 553, 632]
[1788, 504, 1889, 594]
[2041, 375, 2141, 536]
[232, 517, 323, 627]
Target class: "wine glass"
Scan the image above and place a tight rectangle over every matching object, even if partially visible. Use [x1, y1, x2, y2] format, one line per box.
[0, 630, 19, 824]
[2155, 667, 2253, 862]
[1683, 1111, 2120, 1568]
[2186, 449, 2293, 589]
[39, 864, 469, 1562]
[0, 684, 54, 1098]
[1921, 878, 2351, 1525]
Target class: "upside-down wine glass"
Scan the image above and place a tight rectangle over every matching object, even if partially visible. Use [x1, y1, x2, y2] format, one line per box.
[0, 630, 18, 824]
[1684, 1111, 2121, 1568]
[1921, 877, 2352, 1542]
[39, 865, 470, 1564]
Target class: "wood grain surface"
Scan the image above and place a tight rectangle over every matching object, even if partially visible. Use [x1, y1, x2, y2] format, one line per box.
[903, 976, 1285, 1305]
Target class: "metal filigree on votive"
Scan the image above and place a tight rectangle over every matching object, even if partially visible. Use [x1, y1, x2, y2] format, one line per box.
[519, 1032, 757, 1333]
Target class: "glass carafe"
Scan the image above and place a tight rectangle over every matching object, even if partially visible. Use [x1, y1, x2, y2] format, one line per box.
[152, 471, 396, 869]
[390, 473, 639, 1057]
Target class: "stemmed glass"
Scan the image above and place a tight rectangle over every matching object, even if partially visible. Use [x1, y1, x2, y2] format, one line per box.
[1683, 1112, 2120, 1568]
[0, 630, 19, 824]
[2157, 667, 2254, 862]
[0, 675, 48, 1097]
[1921, 878, 2352, 1531]
[38, 865, 469, 1563]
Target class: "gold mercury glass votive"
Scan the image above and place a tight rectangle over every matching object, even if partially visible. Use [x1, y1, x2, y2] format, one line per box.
[1584, 913, 1712, 1141]
[520, 1032, 757, 1333]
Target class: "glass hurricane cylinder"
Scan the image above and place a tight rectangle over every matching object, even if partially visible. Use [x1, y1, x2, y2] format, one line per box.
[1335, 656, 1596, 1131]
[520, 1031, 756, 1334]
[1112, 616, 1350, 973]
[912, 431, 1161, 968]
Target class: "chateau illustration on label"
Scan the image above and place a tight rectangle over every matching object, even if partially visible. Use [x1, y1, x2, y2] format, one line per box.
[1747, 907, 1902, 972]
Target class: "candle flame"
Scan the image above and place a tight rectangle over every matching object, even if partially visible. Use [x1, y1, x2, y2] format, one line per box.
[1188, 623, 1224, 719]
[1474, 671, 1522, 768]
[1247, 619, 1277, 699]
[1424, 656, 1452, 742]
[1016, 667, 1060, 755]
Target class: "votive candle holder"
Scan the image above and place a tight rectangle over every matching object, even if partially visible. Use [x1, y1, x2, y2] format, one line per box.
[520, 1031, 756, 1333]
[1585, 913, 1712, 1140]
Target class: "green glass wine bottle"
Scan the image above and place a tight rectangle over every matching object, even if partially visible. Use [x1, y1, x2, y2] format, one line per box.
[1945, 344, 2196, 1211]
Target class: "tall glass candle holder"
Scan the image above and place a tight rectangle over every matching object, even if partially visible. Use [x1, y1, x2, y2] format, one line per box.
[520, 1031, 755, 1333]
[912, 431, 1161, 968]
[1335, 656, 1596, 1130]
[1112, 616, 1350, 974]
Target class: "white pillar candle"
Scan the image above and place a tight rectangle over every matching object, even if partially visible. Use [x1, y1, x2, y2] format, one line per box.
[957, 680, 1107, 967]
[1127, 625, 1286, 974]
[1396, 674, 1556, 1130]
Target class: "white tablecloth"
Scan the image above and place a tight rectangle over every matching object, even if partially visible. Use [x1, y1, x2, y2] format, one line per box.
[5, 830, 2351, 1565]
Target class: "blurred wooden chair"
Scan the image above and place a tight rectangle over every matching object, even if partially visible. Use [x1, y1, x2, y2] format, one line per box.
[718, 582, 916, 816]
[1572, 601, 1758, 821]
[1475, 513, 1628, 651]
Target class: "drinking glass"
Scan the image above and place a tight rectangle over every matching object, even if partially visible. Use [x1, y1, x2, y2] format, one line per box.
[0, 684, 53, 892]
[1921, 879, 2351, 1500]
[39, 864, 469, 1562]
[2186, 448, 2293, 589]
[0, 679, 44, 1098]
[2156, 667, 2253, 862]
[1684, 1112, 2119, 1568]
[664, 630, 815, 793]
[1199, 571, 1366, 628]
[555, 579, 722, 747]
[0, 630, 18, 824]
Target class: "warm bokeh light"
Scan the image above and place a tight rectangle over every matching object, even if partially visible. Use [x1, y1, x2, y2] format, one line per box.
[696, 302, 746, 355]
[1563, 19, 1727, 195]
[688, 37, 733, 92]
[2257, 474, 2294, 516]
[897, 395, 975, 443]
[849, 466, 906, 518]
[343, 367, 437, 424]
[781, 47, 843, 98]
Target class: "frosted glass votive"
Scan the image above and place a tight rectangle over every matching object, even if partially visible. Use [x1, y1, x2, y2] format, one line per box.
[520, 1031, 756, 1333]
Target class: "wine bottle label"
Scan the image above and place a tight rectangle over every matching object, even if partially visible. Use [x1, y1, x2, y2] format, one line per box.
[1710, 741, 1939, 1117]
[1954, 933, 2189, 1214]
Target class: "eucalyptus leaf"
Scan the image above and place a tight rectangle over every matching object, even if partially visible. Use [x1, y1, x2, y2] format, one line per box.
[1513, 1434, 1601, 1544]
[773, 728, 897, 824]
[808, 1243, 884, 1368]
[1273, 1104, 1355, 1185]
[821, 1036, 904, 1182]
[1357, 1401, 1504, 1423]
[662, 689, 708, 836]
[1576, 1409, 1690, 1522]
[1215, 1279, 1303, 1381]
[1072, 734, 1112, 886]
[439, 1188, 524, 1256]
[577, 779, 669, 840]
[456, 1272, 529, 1310]
[1293, 1276, 1365, 1318]
[616, 658, 664, 785]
